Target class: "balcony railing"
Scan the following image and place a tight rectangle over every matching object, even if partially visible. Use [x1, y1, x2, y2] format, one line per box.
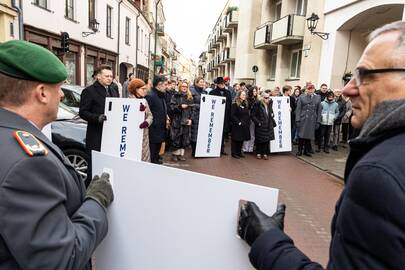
[271, 14, 305, 45]
[222, 47, 235, 62]
[254, 22, 277, 49]
[217, 27, 226, 41]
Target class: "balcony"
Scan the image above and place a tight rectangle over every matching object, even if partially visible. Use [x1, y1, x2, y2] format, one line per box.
[224, 10, 239, 32]
[271, 14, 305, 45]
[222, 47, 235, 63]
[212, 35, 220, 47]
[254, 23, 277, 49]
[157, 23, 164, 36]
[217, 27, 226, 41]
[208, 42, 215, 53]
[217, 54, 225, 66]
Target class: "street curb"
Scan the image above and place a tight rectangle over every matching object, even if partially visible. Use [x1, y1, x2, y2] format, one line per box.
[292, 154, 344, 184]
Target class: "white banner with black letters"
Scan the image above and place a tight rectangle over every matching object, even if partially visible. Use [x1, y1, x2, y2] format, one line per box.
[195, 94, 226, 157]
[101, 98, 145, 161]
[270, 97, 292, 153]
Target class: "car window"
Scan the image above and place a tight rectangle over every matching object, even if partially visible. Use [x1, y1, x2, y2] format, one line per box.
[62, 88, 81, 108]
[57, 102, 77, 120]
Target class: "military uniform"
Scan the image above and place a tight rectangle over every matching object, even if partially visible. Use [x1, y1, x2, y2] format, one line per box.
[0, 40, 110, 270]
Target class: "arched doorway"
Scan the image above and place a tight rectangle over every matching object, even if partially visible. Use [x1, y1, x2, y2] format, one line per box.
[328, 4, 404, 88]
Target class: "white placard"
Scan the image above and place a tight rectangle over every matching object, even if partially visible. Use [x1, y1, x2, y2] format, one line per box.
[195, 94, 226, 157]
[270, 97, 292, 153]
[101, 98, 145, 161]
[93, 151, 279, 270]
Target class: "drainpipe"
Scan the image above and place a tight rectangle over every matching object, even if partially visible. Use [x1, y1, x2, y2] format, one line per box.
[135, 12, 141, 77]
[12, 0, 23, 40]
[117, 0, 123, 76]
[153, 0, 161, 76]
[148, 32, 152, 79]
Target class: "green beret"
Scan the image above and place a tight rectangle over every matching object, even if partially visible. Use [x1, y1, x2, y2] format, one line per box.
[0, 40, 67, 84]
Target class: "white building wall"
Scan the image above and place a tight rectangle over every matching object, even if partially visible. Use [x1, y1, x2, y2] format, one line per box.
[119, 2, 138, 66]
[23, 0, 119, 53]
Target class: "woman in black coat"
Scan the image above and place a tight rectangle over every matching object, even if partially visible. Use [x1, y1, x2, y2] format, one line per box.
[230, 90, 251, 159]
[251, 92, 276, 160]
[190, 77, 208, 157]
[170, 81, 194, 161]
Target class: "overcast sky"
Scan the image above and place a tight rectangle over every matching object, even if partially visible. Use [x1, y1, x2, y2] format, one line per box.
[163, 0, 229, 61]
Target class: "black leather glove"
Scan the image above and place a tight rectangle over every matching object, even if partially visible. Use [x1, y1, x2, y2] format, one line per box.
[98, 114, 107, 123]
[238, 202, 286, 246]
[86, 173, 114, 209]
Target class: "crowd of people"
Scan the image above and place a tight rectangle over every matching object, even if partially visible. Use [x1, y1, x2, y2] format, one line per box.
[114, 74, 357, 164]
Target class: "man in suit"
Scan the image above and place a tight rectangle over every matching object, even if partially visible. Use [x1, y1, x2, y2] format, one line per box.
[0, 40, 113, 270]
[79, 65, 119, 186]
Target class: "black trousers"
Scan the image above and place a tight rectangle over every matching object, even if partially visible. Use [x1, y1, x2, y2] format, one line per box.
[231, 140, 243, 156]
[298, 138, 311, 153]
[150, 142, 162, 164]
[318, 125, 333, 150]
[191, 141, 197, 157]
[256, 141, 270, 155]
[341, 123, 349, 142]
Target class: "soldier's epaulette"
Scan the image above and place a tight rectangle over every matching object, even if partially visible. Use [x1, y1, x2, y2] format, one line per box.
[13, 131, 48, 157]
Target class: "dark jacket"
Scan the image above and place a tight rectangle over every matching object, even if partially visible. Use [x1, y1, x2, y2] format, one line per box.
[230, 102, 251, 142]
[165, 89, 177, 119]
[210, 87, 232, 133]
[79, 80, 119, 151]
[315, 90, 328, 102]
[251, 100, 276, 143]
[190, 86, 207, 142]
[145, 88, 167, 143]
[249, 100, 405, 270]
[334, 96, 347, 125]
[0, 108, 107, 270]
[170, 92, 194, 149]
[295, 94, 322, 140]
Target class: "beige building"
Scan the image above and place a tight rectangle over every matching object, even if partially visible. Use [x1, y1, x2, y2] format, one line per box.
[203, 0, 239, 83]
[0, 0, 18, 42]
[253, 0, 325, 89]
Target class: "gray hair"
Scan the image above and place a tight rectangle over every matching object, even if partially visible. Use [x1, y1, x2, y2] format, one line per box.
[369, 21, 405, 44]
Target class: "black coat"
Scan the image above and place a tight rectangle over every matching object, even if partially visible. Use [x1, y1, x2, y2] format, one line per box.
[145, 88, 167, 143]
[79, 81, 119, 151]
[230, 102, 251, 142]
[209, 87, 232, 133]
[170, 92, 194, 149]
[249, 112, 405, 270]
[334, 97, 346, 125]
[190, 87, 208, 142]
[165, 89, 177, 119]
[251, 101, 276, 143]
[0, 108, 107, 270]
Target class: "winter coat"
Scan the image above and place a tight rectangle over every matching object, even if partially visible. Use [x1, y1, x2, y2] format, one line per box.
[145, 88, 167, 143]
[334, 97, 347, 125]
[249, 99, 405, 270]
[342, 98, 352, 124]
[129, 97, 153, 162]
[209, 87, 232, 133]
[315, 89, 328, 102]
[251, 100, 276, 143]
[295, 94, 322, 140]
[320, 100, 339, 126]
[165, 89, 177, 119]
[170, 91, 194, 149]
[190, 86, 208, 142]
[79, 80, 119, 152]
[230, 102, 251, 142]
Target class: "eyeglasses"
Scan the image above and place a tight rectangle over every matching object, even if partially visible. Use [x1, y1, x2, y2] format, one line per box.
[353, 67, 405, 87]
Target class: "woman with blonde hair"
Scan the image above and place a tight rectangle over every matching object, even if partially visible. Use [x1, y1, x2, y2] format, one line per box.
[230, 90, 251, 159]
[170, 81, 194, 161]
[128, 78, 153, 162]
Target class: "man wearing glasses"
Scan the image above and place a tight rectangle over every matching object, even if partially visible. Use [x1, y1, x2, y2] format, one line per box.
[238, 21, 405, 269]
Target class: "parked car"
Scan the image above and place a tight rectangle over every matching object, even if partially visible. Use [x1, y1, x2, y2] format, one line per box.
[52, 102, 88, 182]
[61, 84, 83, 113]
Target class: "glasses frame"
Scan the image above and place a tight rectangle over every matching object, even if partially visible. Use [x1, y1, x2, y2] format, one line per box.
[353, 67, 405, 87]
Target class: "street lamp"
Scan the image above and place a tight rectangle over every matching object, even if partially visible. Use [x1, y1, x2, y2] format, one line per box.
[306, 13, 329, 40]
[82, 19, 100, 37]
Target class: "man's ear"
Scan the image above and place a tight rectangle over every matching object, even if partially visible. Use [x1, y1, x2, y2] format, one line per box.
[32, 84, 48, 104]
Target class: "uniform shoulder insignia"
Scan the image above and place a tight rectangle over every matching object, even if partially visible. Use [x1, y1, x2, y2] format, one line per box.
[13, 130, 48, 157]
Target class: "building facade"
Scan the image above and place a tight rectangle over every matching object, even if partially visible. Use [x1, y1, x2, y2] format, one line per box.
[0, 0, 18, 42]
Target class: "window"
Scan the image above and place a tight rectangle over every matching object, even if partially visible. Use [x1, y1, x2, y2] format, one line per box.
[9, 22, 14, 37]
[290, 49, 302, 79]
[34, 0, 47, 8]
[106, 5, 112, 37]
[86, 56, 96, 86]
[145, 34, 148, 54]
[88, 0, 96, 27]
[275, 1, 282, 20]
[296, 0, 307, 16]
[270, 51, 277, 80]
[64, 52, 77, 85]
[65, 0, 74, 19]
[125, 17, 130, 45]
[141, 29, 143, 52]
